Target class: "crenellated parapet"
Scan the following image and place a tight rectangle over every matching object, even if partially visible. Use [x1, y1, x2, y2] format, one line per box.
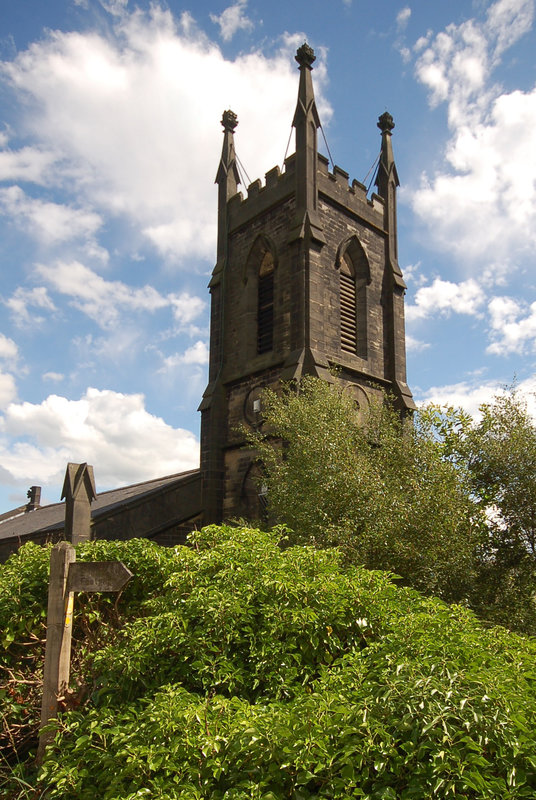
[225, 151, 387, 238]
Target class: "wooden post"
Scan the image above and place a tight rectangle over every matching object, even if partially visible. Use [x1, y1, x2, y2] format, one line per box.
[36, 543, 132, 766]
[36, 542, 76, 765]
[61, 462, 97, 545]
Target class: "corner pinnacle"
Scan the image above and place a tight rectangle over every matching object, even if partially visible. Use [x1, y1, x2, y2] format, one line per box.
[377, 111, 395, 134]
[295, 42, 315, 69]
[221, 109, 238, 132]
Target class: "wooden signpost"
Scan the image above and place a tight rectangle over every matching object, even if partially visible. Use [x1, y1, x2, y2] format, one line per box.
[36, 461, 133, 764]
[36, 542, 133, 764]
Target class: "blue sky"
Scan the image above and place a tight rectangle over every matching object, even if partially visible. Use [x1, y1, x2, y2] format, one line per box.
[1, 0, 535, 511]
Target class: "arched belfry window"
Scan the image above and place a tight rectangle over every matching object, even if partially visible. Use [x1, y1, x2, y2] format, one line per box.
[337, 237, 370, 359]
[257, 251, 274, 354]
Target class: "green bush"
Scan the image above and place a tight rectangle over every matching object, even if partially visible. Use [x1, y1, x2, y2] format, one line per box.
[0, 537, 179, 771]
[2, 526, 534, 799]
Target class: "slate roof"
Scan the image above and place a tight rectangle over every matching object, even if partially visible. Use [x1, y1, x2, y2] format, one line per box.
[0, 470, 200, 542]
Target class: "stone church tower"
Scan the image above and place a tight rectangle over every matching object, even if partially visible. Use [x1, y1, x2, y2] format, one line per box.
[199, 43, 415, 524]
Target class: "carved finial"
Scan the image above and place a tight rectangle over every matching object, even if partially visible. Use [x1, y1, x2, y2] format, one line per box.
[295, 42, 315, 69]
[377, 111, 395, 134]
[221, 109, 238, 132]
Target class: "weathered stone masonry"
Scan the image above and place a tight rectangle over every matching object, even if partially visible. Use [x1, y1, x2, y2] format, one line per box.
[200, 43, 415, 524]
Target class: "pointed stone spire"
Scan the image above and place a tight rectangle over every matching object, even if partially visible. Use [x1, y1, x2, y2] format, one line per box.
[375, 111, 403, 280]
[375, 113, 414, 410]
[213, 110, 240, 282]
[289, 43, 325, 244]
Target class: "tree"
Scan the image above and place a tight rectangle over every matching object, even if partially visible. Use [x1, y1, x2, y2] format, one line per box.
[423, 390, 536, 633]
[246, 377, 482, 604]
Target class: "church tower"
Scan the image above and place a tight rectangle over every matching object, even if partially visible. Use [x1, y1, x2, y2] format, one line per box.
[199, 44, 415, 524]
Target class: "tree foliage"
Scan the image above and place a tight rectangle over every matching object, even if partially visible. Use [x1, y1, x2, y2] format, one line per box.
[247, 378, 536, 634]
[421, 390, 536, 634]
[246, 377, 482, 603]
[1, 528, 536, 799]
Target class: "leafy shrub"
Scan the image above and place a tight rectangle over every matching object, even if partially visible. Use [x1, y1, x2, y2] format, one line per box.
[0, 537, 180, 771]
[0, 542, 52, 773]
[2, 526, 533, 799]
[89, 526, 381, 704]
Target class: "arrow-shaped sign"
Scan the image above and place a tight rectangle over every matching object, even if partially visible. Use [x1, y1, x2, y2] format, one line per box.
[67, 561, 133, 593]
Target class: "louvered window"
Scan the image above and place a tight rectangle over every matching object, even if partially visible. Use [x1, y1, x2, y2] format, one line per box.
[257, 251, 274, 354]
[340, 260, 357, 354]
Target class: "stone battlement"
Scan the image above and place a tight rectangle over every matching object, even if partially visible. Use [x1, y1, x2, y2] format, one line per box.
[228, 151, 384, 231]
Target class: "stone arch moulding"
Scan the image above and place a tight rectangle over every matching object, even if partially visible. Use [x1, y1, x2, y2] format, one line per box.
[242, 232, 278, 285]
[336, 234, 370, 360]
[335, 235, 371, 284]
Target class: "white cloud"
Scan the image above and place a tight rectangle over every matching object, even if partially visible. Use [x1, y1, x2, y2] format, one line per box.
[0, 338, 24, 403]
[36, 260, 168, 327]
[487, 295, 536, 355]
[410, 0, 536, 270]
[99, 0, 128, 17]
[0, 6, 328, 265]
[32, 261, 205, 332]
[420, 379, 513, 418]
[0, 333, 18, 364]
[0, 145, 57, 183]
[0, 387, 199, 488]
[72, 327, 144, 366]
[0, 372, 17, 409]
[210, 0, 254, 42]
[414, 0, 533, 122]
[160, 340, 209, 372]
[417, 379, 505, 416]
[487, 0, 535, 58]
[4, 286, 56, 327]
[417, 373, 536, 420]
[406, 277, 485, 322]
[411, 87, 536, 267]
[396, 7, 411, 31]
[393, 8, 413, 65]
[43, 371, 64, 382]
[414, 33, 431, 54]
[405, 333, 429, 352]
[181, 340, 209, 364]
[0, 185, 102, 245]
[169, 292, 206, 326]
